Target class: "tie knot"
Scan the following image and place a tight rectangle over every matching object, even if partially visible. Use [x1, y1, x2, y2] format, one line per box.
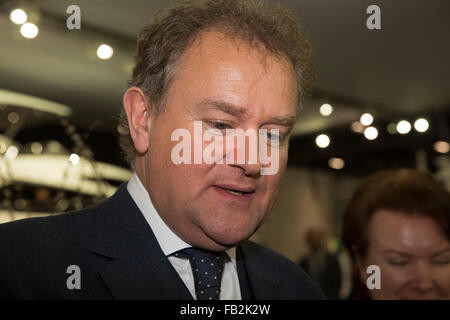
[176, 247, 228, 264]
[175, 248, 228, 300]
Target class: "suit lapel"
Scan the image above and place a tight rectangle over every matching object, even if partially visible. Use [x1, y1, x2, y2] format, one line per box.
[236, 241, 282, 300]
[88, 184, 193, 300]
[236, 245, 253, 299]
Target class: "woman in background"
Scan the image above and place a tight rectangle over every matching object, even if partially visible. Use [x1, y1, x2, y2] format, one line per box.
[342, 169, 450, 299]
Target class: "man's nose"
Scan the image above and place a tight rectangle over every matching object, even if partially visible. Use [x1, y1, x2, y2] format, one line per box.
[227, 133, 262, 177]
[230, 147, 262, 177]
[232, 161, 262, 177]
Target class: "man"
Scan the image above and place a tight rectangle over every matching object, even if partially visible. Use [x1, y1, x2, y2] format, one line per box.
[0, 0, 324, 299]
[299, 228, 342, 299]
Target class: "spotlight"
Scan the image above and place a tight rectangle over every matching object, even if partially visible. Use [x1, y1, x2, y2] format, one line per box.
[397, 120, 411, 134]
[315, 134, 330, 148]
[20, 22, 39, 39]
[360, 113, 374, 126]
[364, 126, 378, 140]
[10, 9, 27, 25]
[414, 118, 429, 133]
[97, 44, 114, 60]
[320, 104, 333, 117]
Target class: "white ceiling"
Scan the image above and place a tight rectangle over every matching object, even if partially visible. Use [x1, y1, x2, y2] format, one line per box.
[0, 0, 449, 134]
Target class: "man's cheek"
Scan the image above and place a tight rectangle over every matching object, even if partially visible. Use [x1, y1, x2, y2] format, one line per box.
[271, 148, 288, 176]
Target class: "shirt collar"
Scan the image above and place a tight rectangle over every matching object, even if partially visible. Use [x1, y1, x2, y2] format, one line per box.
[126, 172, 236, 262]
[127, 172, 190, 256]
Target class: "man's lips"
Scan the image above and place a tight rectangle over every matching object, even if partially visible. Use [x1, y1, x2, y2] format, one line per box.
[212, 184, 256, 199]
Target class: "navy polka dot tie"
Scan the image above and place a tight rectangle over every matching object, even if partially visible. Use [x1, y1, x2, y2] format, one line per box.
[175, 248, 228, 300]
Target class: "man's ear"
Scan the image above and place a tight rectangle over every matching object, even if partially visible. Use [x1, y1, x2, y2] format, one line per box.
[123, 87, 152, 154]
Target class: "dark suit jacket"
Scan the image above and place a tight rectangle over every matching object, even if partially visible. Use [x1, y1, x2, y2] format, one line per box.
[0, 184, 324, 300]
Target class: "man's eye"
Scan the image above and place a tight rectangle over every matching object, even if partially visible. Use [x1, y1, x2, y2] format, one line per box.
[267, 132, 280, 141]
[208, 121, 230, 131]
[262, 130, 281, 146]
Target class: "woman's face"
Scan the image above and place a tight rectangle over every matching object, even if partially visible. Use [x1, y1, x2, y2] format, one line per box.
[358, 210, 450, 299]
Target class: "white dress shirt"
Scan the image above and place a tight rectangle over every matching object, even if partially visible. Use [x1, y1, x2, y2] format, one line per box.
[127, 172, 242, 300]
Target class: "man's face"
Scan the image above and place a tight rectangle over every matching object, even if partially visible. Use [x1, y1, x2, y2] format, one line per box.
[359, 210, 450, 299]
[140, 31, 297, 251]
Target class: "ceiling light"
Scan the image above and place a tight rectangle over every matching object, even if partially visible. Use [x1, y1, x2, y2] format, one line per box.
[351, 121, 364, 133]
[414, 118, 429, 133]
[320, 103, 333, 117]
[6, 145, 19, 159]
[97, 44, 114, 60]
[10, 9, 27, 25]
[360, 113, 374, 126]
[364, 126, 378, 140]
[328, 157, 345, 170]
[397, 120, 411, 134]
[20, 22, 39, 39]
[386, 122, 397, 135]
[315, 134, 330, 148]
[69, 153, 80, 165]
[434, 141, 449, 154]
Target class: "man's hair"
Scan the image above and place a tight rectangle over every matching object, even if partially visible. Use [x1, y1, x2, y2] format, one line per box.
[342, 168, 450, 298]
[118, 0, 314, 168]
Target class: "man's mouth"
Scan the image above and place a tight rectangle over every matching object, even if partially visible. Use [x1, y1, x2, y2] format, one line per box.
[226, 189, 243, 196]
[222, 188, 249, 196]
[213, 184, 255, 199]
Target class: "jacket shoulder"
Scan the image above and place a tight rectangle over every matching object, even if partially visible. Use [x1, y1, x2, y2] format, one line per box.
[0, 207, 98, 299]
[0, 183, 130, 245]
[0, 206, 96, 247]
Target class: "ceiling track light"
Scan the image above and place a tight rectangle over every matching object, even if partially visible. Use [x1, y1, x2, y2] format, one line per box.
[20, 22, 39, 39]
[320, 103, 333, 117]
[360, 113, 374, 126]
[10, 8, 27, 25]
[97, 44, 114, 60]
[397, 120, 411, 134]
[315, 134, 330, 148]
[414, 118, 429, 133]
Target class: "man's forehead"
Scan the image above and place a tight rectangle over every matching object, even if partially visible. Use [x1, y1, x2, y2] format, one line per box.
[180, 29, 294, 76]
[169, 29, 299, 117]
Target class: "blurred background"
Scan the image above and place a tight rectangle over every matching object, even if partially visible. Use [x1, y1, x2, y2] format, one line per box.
[0, 0, 449, 298]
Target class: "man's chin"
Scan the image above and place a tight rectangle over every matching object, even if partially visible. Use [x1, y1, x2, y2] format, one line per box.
[203, 226, 256, 249]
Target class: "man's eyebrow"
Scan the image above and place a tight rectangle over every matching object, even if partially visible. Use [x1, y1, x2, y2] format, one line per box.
[265, 115, 297, 127]
[264, 116, 298, 138]
[193, 99, 250, 118]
